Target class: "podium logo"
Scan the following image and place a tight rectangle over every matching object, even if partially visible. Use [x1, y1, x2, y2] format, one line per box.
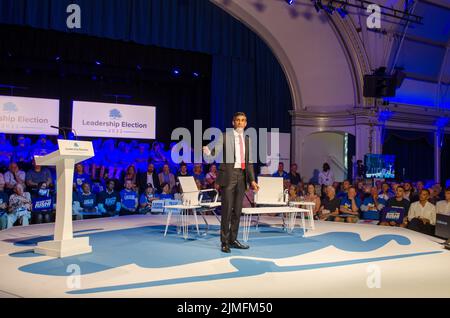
[109, 109, 123, 120]
[2, 102, 18, 113]
[74, 143, 80, 148]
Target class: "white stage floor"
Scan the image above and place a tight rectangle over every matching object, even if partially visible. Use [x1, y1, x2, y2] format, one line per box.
[0, 215, 449, 298]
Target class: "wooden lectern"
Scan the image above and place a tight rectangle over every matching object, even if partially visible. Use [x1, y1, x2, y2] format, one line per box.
[33, 140, 95, 258]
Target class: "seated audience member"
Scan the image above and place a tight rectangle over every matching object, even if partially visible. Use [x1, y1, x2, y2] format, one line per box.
[97, 180, 121, 217]
[4, 162, 26, 194]
[297, 181, 306, 197]
[178, 162, 190, 177]
[318, 186, 340, 221]
[31, 134, 54, 157]
[120, 180, 138, 215]
[361, 186, 386, 218]
[407, 189, 436, 235]
[157, 182, 174, 200]
[356, 181, 365, 199]
[150, 141, 168, 163]
[122, 164, 138, 191]
[26, 159, 53, 193]
[0, 188, 9, 230]
[139, 185, 158, 214]
[283, 179, 292, 191]
[85, 138, 104, 179]
[288, 163, 301, 186]
[318, 162, 334, 186]
[411, 181, 424, 202]
[0, 133, 14, 168]
[138, 163, 160, 193]
[134, 143, 150, 173]
[192, 164, 206, 187]
[337, 186, 361, 223]
[78, 183, 98, 215]
[31, 182, 54, 224]
[158, 164, 176, 193]
[91, 178, 106, 195]
[205, 164, 218, 189]
[429, 183, 444, 204]
[7, 184, 32, 228]
[73, 163, 91, 193]
[380, 186, 409, 227]
[304, 183, 321, 215]
[379, 182, 394, 201]
[288, 184, 300, 202]
[0, 172, 4, 192]
[14, 135, 31, 166]
[403, 182, 414, 201]
[103, 139, 123, 180]
[436, 187, 450, 216]
[272, 162, 289, 179]
[337, 180, 351, 199]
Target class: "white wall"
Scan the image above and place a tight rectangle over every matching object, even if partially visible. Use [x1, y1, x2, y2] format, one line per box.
[301, 132, 346, 183]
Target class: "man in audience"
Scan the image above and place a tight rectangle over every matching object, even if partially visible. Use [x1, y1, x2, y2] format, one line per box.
[78, 183, 98, 215]
[430, 183, 444, 203]
[192, 163, 206, 187]
[318, 186, 340, 221]
[7, 183, 32, 228]
[272, 162, 289, 179]
[0, 187, 9, 230]
[436, 187, 450, 216]
[403, 182, 414, 201]
[26, 159, 53, 193]
[380, 185, 409, 227]
[32, 134, 54, 157]
[97, 180, 121, 217]
[4, 162, 26, 194]
[120, 180, 138, 215]
[73, 163, 91, 194]
[158, 164, 176, 193]
[407, 189, 436, 235]
[288, 163, 301, 186]
[379, 182, 393, 201]
[411, 181, 424, 202]
[14, 135, 31, 166]
[337, 180, 351, 199]
[361, 186, 386, 217]
[177, 162, 190, 179]
[336, 186, 360, 223]
[138, 163, 160, 194]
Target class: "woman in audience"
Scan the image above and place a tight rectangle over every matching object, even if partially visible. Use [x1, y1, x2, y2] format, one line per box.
[150, 141, 168, 164]
[7, 184, 32, 228]
[304, 183, 321, 215]
[73, 163, 91, 194]
[158, 182, 174, 200]
[288, 184, 300, 202]
[0, 187, 9, 230]
[318, 162, 334, 187]
[122, 164, 138, 191]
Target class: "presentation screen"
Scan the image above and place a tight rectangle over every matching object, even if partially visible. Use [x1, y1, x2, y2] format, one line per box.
[72, 101, 156, 139]
[0, 95, 60, 135]
[364, 154, 396, 179]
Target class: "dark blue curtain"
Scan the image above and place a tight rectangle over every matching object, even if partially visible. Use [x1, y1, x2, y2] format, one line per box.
[0, 0, 292, 131]
[382, 129, 434, 181]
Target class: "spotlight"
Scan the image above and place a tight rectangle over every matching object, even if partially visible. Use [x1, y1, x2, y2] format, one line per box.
[55, 56, 61, 61]
[336, 6, 348, 18]
[172, 68, 181, 76]
[285, 0, 295, 5]
[136, 64, 142, 71]
[95, 61, 102, 66]
[193, 72, 200, 78]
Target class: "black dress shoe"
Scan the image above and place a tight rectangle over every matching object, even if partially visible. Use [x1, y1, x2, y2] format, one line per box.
[221, 244, 231, 253]
[229, 240, 249, 249]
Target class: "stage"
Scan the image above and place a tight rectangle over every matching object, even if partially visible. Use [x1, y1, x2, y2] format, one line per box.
[0, 215, 449, 298]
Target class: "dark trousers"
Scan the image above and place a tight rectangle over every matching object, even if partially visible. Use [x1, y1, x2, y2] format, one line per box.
[407, 218, 435, 236]
[220, 169, 246, 244]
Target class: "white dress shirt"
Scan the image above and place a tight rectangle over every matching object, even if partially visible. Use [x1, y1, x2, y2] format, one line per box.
[233, 129, 245, 169]
[146, 172, 155, 188]
[436, 200, 450, 216]
[318, 170, 334, 186]
[408, 201, 437, 225]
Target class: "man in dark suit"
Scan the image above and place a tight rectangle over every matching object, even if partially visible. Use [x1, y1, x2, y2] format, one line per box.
[203, 112, 259, 253]
[137, 163, 161, 193]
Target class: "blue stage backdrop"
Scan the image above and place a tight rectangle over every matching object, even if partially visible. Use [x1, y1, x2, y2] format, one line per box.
[0, 0, 292, 132]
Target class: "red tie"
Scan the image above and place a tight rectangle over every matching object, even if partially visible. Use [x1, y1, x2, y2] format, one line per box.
[239, 134, 245, 170]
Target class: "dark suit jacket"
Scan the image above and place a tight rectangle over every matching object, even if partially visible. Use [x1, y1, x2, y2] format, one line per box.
[207, 130, 256, 187]
[137, 171, 161, 193]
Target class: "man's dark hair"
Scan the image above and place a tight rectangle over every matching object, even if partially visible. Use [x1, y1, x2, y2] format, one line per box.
[421, 189, 430, 195]
[233, 112, 247, 120]
[446, 187, 450, 193]
[396, 185, 405, 191]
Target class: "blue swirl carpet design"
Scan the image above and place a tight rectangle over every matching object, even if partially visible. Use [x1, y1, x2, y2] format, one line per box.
[9, 225, 441, 295]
